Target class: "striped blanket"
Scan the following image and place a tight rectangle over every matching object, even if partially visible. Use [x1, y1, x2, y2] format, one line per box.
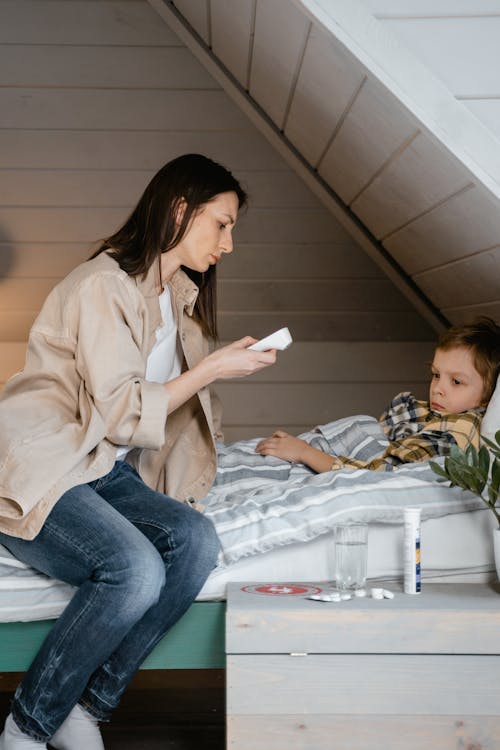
[205, 415, 483, 566]
[0, 416, 484, 611]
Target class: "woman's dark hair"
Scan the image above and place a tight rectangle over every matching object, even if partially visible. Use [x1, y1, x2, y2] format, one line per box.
[436, 316, 500, 405]
[91, 153, 247, 339]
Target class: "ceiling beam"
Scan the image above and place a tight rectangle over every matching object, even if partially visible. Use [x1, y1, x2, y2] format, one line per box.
[294, 0, 500, 199]
[148, 0, 449, 332]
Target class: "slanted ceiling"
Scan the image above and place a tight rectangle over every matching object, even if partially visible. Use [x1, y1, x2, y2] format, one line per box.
[149, 0, 500, 330]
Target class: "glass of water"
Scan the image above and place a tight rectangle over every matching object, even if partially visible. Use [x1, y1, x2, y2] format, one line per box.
[334, 522, 368, 591]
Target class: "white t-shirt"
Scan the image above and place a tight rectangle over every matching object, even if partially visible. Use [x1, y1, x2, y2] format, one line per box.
[116, 285, 182, 460]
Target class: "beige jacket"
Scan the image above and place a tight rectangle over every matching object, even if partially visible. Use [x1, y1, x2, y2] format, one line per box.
[0, 253, 221, 540]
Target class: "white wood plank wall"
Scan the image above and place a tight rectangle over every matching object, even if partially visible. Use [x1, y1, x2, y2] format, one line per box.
[0, 0, 435, 441]
[361, 0, 500, 324]
[169, 0, 499, 329]
[1, 340, 435, 443]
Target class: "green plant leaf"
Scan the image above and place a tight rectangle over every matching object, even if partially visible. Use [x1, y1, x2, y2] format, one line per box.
[466, 444, 478, 467]
[478, 445, 490, 475]
[446, 459, 472, 491]
[429, 461, 450, 480]
[443, 457, 459, 487]
[447, 458, 488, 495]
[465, 473, 484, 496]
[432, 436, 500, 508]
[449, 444, 465, 462]
[492, 458, 500, 494]
[488, 485, 499, 506]
[482, 434, 500, 459]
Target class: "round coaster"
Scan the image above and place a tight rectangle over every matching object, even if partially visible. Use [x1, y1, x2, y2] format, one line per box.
[241, 584, 323, 596]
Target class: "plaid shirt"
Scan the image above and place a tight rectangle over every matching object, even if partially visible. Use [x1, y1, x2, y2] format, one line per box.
[334, 391, 484, 472]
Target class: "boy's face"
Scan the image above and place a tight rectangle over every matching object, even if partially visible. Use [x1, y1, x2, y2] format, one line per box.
[429, 346, 485, 414]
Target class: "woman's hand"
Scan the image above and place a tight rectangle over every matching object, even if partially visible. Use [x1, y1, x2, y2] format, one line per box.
[206, 336, 276, 380]
[256, 431, 308, 463]
[164, 336, 276, 414]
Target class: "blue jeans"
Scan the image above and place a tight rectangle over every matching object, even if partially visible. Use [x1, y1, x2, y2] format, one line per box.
[0, 461, 220, 742]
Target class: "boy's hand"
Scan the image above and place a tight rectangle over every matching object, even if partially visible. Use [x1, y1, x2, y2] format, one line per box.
[256, 430, 341, 474]
[255, 430, 307, 463]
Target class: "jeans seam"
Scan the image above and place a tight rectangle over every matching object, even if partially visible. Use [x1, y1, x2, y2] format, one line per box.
[9, 707, 47, 743]
[78, 697, 110, 722]
[124, 519, 173, 535]
[123, 519, 176, 558]
[92, 460, 124, 491]
[26, 579, 102, 712]
[11, 465, 212, 736]
[42, 519, 107, 568]
[29, 521, 170, 704]
[79, 521, 181, 716]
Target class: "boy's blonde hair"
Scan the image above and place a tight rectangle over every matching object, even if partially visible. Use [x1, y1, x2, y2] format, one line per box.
[436, 317, 500, 406]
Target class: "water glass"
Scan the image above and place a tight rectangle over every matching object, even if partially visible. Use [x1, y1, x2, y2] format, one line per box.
[334, 522, 368, 591]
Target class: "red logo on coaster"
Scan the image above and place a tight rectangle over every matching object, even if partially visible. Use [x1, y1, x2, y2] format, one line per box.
[241, 584, 322, 596]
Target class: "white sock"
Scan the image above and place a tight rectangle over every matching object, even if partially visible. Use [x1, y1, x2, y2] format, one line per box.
[0, 713, 46, 749]
[49, 704, 104, 750]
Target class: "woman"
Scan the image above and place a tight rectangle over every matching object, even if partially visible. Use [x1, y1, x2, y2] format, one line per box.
[0, 154, 276, 749]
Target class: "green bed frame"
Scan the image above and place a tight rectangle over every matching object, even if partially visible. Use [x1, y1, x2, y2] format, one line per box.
[0, 601, 226, 672]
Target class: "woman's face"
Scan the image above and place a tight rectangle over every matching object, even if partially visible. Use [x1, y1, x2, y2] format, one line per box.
[173, 191, 239, 273]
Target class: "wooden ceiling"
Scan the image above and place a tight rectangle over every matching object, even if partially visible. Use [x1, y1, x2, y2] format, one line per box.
[149, 0, 500, 331]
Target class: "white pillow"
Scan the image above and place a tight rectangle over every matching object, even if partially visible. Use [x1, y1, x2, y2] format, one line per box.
[482, 374, 500, 443]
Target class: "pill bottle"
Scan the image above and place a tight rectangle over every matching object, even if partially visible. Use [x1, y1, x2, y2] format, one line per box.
[403, 507, 421, 594]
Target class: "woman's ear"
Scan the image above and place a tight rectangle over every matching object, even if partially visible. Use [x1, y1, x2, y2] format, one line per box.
[174, 197, 187, 227]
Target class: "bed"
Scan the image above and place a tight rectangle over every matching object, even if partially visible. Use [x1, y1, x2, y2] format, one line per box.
[1, 407, 497, 675]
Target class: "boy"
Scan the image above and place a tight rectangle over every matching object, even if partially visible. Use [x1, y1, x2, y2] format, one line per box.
[256, 317, 500, 473]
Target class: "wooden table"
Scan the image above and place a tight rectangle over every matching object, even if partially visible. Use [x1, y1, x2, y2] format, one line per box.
[226, 581, 500, 749]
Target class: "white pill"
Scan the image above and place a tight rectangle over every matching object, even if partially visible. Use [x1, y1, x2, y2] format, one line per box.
[340, 593, 352, 601]
[307, 593, 341, 602]
[370, 588, 384, 599]
[354, 588, 367, 597]
[382, 589, 395, 599]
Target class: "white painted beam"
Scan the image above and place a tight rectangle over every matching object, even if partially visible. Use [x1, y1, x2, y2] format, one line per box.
[293, 0, 500, 199]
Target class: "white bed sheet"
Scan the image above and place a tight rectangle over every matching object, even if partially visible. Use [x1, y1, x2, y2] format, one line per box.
[0, 508, 495, 621]
[198, 507, 496, 599]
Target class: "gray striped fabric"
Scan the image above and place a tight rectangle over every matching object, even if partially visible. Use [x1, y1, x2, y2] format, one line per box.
[205, 416, 483, 565]
[0, 415, 484, 614]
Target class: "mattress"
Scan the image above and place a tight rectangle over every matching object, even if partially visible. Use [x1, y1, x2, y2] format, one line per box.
[204, 419, 488, 566]
[199, 507, 496, 599]
[0, 507, 495, 621]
